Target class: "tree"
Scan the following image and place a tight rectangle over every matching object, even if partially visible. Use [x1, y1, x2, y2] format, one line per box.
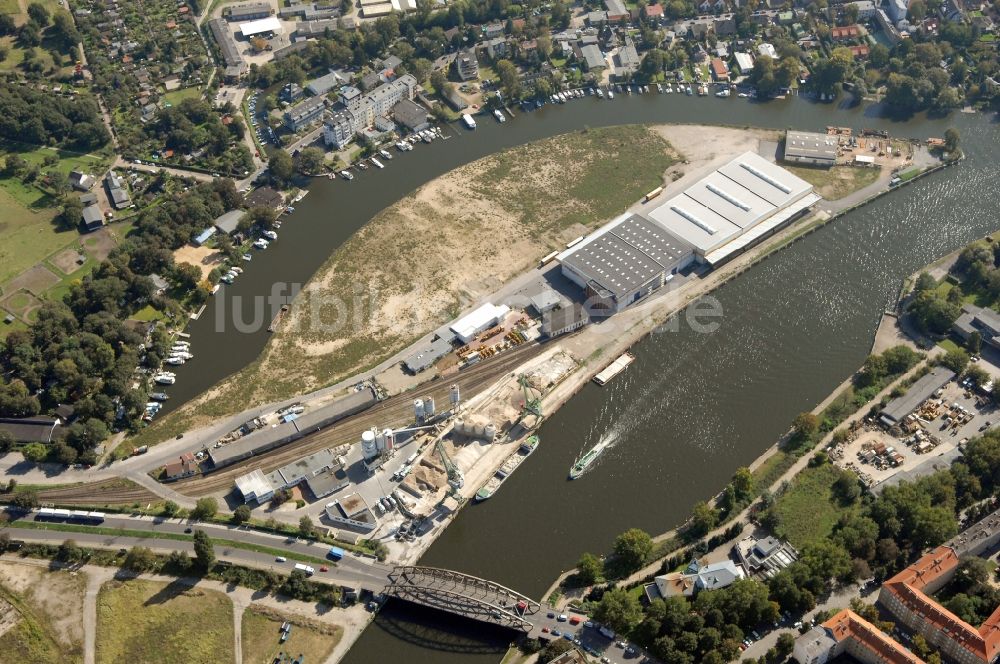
[56, 539, 84, 563]
[689, 501, 718, 537]
[57, 195, 83, 230]
[172, 262, 202, 290]
[122, 546, 157, 572]
[967, 330, 982, 355]
[268, 149, 294, 187]
[613, 528, 653, 574]
[941, 347, 970, 374]
[944, 127, 961, 153]
[162, 500, 181, 517]
[0, 430, 13, 453]
[594, 587, 644, 634]
[965, 365, 990, 389]
[577, 552, 603, 585]
[776, 632, 796, 658]
[299, 515, 316, 539]
[21, 442, 48, 463]
[233, 504, 252, 524]
[915, 272, 936, 292]
[192, 529, 215, 571]
[191, 497, 218, 520]
[495, 59, 521, 98]
[27, 2, 50, 26]
[792, 412, 819, 439]
[731, 467, 754, 501]
[538, 639, 574, 663]
[296, 146, 325, 175]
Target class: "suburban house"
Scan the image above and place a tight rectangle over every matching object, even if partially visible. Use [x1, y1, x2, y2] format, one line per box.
[163, 452, 198, 480]
[69, 170, 96, 191]
[456, 50, 479, 81]
[650, 558, 746, 598]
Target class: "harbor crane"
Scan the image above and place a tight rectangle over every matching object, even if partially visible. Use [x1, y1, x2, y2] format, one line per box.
[435, 439, 465, 491]
[517, 374, 543, 428]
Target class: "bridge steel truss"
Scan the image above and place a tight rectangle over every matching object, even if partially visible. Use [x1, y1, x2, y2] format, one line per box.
[384, 565, 541, 630]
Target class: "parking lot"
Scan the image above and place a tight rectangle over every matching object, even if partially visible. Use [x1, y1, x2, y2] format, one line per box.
[530, 609, 651, 663]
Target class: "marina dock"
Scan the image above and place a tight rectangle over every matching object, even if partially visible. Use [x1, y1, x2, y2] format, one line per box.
[593, 352, 635, 386]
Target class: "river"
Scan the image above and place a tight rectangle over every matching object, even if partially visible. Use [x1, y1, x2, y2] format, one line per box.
[162, 92, 996, 660]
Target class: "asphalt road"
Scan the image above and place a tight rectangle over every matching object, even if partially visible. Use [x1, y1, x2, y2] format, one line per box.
[2, 511, 393, 591]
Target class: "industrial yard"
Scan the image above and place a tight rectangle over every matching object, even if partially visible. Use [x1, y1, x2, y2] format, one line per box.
[220, 348, 577, 562]
[830, 366, 1000, 493]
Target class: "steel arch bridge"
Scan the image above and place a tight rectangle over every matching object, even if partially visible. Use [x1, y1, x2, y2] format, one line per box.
[384, 566, 541, 630]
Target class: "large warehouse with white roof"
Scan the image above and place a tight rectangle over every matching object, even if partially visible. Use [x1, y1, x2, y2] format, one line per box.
[556, 152, 819, 312]
[646, 151, 817, 265]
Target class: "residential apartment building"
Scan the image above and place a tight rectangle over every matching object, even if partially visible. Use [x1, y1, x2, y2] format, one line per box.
[879, 546, 1000, 664]
[283, 95, 327, 130]
[322, 109, 358, 148]
[456, 49, 479, 80]
[794, 609, 923, 664]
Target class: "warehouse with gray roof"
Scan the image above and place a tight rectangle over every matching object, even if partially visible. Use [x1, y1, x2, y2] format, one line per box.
[783, 130, 839, 166]
[879, 367, 956, 427]
[557, 213, 694, 313]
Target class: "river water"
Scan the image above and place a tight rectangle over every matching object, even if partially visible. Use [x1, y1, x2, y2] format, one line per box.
[163, 92, 997, 660]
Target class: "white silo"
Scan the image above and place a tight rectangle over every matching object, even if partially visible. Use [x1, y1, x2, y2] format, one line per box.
[382, 428, 395, 452]
[414, 399, 424, 422]
[361, 429, 378, 460]
[450, 384, 460, 408]
[424, 396, 435, 418]
[484, 423, 497, 441]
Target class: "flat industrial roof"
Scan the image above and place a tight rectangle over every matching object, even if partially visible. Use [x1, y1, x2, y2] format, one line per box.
[647, 151, 813, 254]
[880, 367, 955, 424]
[240, 16, 282, 36]
[559, 213, 692, 300]
[785, 130, 839, 162]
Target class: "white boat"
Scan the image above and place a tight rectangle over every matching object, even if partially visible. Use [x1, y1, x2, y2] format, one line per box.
[493, 109, 506, 123]
[253, 239, 269, 249]
[219, 275, 233, 284]
[607, 90, 614, 99]
[242, 253, 252, 262]
[420, 130, 433, 142]
[461, 113, 477, 129]
[716, 89, 731, 97]
[642, 85, 649, 93]
[575, 89, 583, 98]
[230, 266, 243, 274]
[657, 83, 664, 93]
[379, 149, 393, 159]
[340, 170, 353, 180]
[166, 357, 186, 365]
[172, 351, 193, 360]
[154, 375, 176, 385]
[371, 158, 384, 169]
[356, 161, 368, 170]
[738, 92, 749, 98]
[210, 284, 220, 295]
[596, 88, 604, 99]
[686, 86, 693, 95]
[395, 141, 410, 151]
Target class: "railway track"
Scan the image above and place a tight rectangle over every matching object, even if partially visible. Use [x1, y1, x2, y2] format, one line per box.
[25, 479, 160, 508]
[172, 342, 548, 498]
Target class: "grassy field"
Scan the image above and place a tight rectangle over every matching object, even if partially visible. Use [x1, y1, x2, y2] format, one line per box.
[784, 164, 882, 200]
[0, 188, 68, 285]
[163, 87, 203, 106]
[96, 580, 234, 664]
[771, 463, 856, 547]
[240, 606, 341, 664]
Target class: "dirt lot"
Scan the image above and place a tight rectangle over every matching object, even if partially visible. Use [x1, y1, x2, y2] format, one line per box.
[50, 247, 88, 275]
[173, 244, 225, 282]
[0, 561, 85, 658]
[241, 605, 340, 664]
[3, 263, 59, 295]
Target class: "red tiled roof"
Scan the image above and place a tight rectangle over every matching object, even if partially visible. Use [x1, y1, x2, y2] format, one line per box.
[884, 546, 1000, 663]
[822, 610, 923, 664]
[831, 24, 862, 39]
[711, 58, 728, 77]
